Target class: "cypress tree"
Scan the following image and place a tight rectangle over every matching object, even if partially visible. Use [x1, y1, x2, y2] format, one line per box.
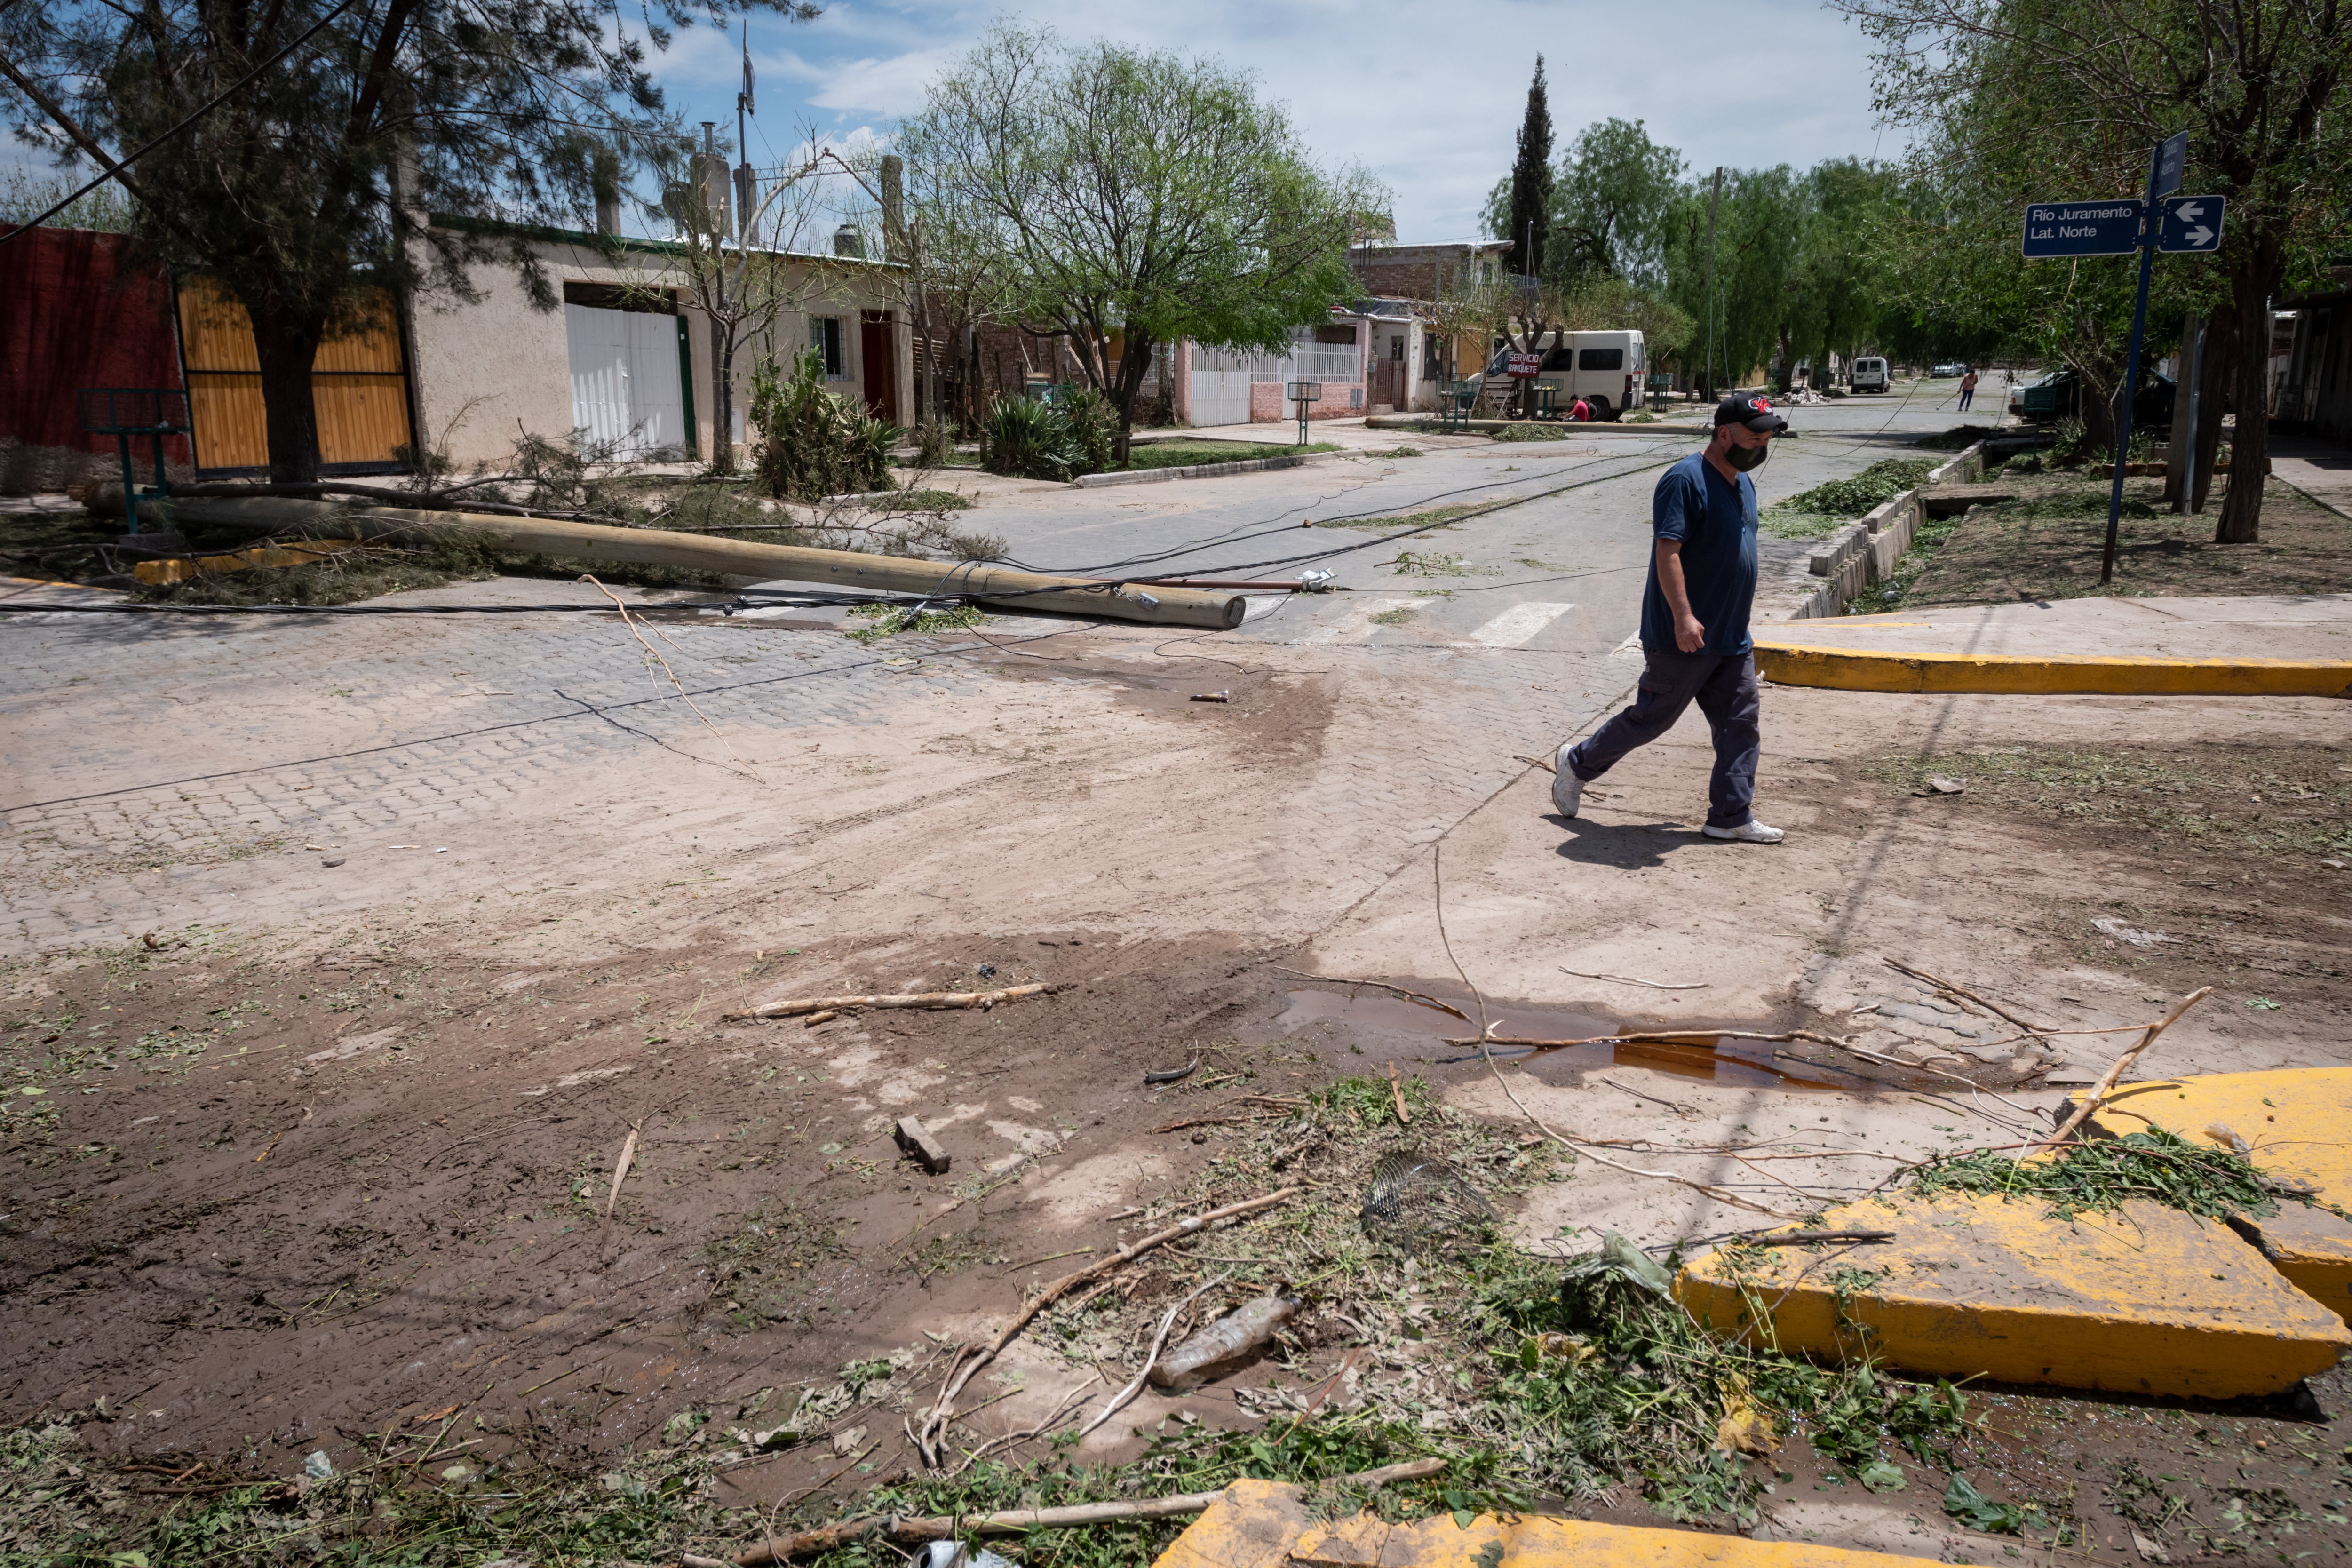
[1505, 57, 1554, 279]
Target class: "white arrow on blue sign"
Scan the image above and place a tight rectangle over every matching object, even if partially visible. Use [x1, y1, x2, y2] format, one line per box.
[2022, 199, 2144, 258]
[2158, 194, 2225, 253]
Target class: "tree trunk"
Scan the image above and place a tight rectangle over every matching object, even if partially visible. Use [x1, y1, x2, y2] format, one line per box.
[2215, 241, 2281, 545]
[1110, 331, 1153, 465]
[2191, 307, 2237, 514]
[712, 318, 738, 474]
[250, 313, 326, 484]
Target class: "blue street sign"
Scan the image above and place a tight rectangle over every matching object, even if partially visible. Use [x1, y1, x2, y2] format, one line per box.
[2153, 130, 2188, 198]
[2158, 194, 2225, 253]
[2022, 199, 2144, 258]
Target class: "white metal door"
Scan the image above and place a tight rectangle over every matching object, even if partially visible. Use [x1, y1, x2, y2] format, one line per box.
[565, 304, 687, 458]
[1188, 343, 1254, 428]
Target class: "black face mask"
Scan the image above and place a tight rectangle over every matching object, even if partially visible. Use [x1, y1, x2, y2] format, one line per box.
[1725, 439, 1770, 472]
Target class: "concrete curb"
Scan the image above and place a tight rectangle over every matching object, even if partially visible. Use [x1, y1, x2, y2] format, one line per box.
[1791, 442, 1986, 620]
[1072, 451, 1337, 488]
[1751, 642, 2352, 697]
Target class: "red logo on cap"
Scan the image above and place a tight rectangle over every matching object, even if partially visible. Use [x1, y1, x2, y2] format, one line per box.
[1750, 397, 1772, 411]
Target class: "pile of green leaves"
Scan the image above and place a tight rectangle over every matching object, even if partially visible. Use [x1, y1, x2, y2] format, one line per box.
[1910, 1127, 2288, 1221]
[1772, 457, 1939, 520]
[846, 602, 988, 642]
[753, 348, 900, 502]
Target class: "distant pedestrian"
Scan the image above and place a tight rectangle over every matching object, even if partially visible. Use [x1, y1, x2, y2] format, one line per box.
[1551, 394, 1790, 843]
[1958, 369, 1979, 412]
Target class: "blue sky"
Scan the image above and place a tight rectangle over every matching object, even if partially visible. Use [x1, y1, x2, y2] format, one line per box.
[658, 0, 1905, 240]
[3, 2, 1903, 238]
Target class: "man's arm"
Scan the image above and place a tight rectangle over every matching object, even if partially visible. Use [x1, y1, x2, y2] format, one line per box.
[1656, 540, 1704, 653]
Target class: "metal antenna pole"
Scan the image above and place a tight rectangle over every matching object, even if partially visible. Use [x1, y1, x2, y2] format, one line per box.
[2101, 144, 2164, 585]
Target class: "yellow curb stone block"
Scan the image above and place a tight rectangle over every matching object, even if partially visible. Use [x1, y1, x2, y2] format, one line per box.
[1749, 641, 2352, 697]
[1674, 1193, 2352, 1400]
[2088, 1068, 2352, 1320]
[1153, 1479, 1945, 1568]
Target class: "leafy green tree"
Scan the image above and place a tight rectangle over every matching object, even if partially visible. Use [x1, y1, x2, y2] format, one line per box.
[1836, 0, 2352, 541]
[1500, 57, 1554, 278]
[0, 0, 814, 482]
[1662, 166, 1802, 394]
[899, 23, 1384, 462]
[1547, 118, 1685, 290]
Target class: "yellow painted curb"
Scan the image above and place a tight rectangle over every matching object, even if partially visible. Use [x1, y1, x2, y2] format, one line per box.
[2089, 1068, 2352, 1321]
[1154, 1478, 1940, 1568]
[1751, 640, 2352, 697]
[132, 538, 365, 586]
[1675, 1192, 2352, 1399]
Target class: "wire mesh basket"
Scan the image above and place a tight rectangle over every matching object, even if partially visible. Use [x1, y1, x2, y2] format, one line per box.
[1359, 1150, 1497, 1246]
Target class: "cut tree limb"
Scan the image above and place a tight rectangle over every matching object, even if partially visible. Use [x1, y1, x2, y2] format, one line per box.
[726, 982, 1063, 1021]
[911, 1187, 1302, 1465]
[2042, 987, 2212, 1146]
[723, 1456, 1446, 1564]
[1883, 956, 2053, 1038]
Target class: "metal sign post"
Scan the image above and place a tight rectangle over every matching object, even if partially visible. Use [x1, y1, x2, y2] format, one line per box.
[2022, 130, 2225, 585]
[1287, 381, 1320, 447]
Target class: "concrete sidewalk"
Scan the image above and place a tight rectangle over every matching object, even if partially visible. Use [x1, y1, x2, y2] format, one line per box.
[1755, 594, 2352, 695]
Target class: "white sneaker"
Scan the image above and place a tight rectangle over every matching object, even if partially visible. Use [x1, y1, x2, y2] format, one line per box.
[1703, 819, 1785, 844]
[1550, 747, 1586, 818]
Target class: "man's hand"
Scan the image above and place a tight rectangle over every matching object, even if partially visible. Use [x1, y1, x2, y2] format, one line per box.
[1675, 612, 1707, 653]
[1656, 539, 1705, 652]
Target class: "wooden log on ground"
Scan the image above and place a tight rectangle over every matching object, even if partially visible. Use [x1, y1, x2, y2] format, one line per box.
[723, 982, 1061, 1021]
[83, 493, 1248, 629]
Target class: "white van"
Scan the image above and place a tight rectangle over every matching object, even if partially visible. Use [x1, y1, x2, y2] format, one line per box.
[1850, 356, 1891, 393]
[1470, 330, 1647, 420]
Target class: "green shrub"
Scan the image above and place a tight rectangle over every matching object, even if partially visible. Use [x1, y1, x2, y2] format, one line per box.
[751, 349, 899, 502]
[981, 395, 1084, 481]
[1771, 457, 1939, 520]
[1063, 387, 1118, 475]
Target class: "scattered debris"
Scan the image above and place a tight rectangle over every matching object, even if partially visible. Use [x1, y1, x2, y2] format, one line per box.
[2092, 917, 2178, 947]
[725, 981, 1064, 1020]
[1144, 1055, 1201, 1085]
[2045, 987, 2209, 1143]
[1086, 1278, 1224, 1425]
[894, 1116, 953, 1175]
[1559, 966, 1707, 990]
[1358, 1150, 1496, 1244]
[604, 1118, 643, 1219]
[1189, 691, 1231, 704]
[1923, 775, 1967, 795]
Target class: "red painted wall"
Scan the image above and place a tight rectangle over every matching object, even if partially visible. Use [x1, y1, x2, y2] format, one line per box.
[0, 224, 192, 463]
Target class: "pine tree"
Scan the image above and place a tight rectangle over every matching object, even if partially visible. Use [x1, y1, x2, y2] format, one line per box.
[1504, 57, 1554, 279]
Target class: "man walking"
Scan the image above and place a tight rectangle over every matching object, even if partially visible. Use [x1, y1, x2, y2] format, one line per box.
[1551, 394, 1788, 843]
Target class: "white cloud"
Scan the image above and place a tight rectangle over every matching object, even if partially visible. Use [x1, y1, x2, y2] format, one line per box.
[654, 0, 1903, 237]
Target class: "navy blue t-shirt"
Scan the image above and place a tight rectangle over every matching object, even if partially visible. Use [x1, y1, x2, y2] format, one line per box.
[1638, 450, 1758, 657]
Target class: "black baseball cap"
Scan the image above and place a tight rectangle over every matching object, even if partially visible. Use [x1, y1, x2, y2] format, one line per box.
[1714, 394, 1789, 433]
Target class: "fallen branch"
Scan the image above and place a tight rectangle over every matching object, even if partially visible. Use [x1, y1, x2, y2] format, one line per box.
[1732, 1229, 1895, 1247]
[1560, 967, 1708, 991]
[1078, 1277, 1223, 1438]
[1883, 956, 2052, 1038]
[1445, 1028, 1849, 1051]
[1387, 1062, 1410, 1125]
[1271, 966, 1472, 1024]
[727, 982, 1063, 1021]
[2042, 987, 2212, 1146]
[721, 1457, 1446, 1564]
[912, 1187, 1303, 1465]
[603, 1120, 642, 1220]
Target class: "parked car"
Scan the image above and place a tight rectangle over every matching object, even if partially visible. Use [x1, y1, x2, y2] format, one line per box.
[1850, 356, 1891, 392]
[2007, 367, 2175, 425]
[1465, 329, 1648, 420]
[1931, 361, 1968, 378]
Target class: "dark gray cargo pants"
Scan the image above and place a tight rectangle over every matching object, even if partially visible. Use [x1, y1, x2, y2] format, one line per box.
[1565, 645, 1761, 830]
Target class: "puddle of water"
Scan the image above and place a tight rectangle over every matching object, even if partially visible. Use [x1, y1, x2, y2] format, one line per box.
[1278, 986, 1852, 1091]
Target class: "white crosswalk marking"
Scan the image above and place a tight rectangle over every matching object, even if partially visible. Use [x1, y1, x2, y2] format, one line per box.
[1463, 601, 1576, 648]
[1295, 597, 1415, 645]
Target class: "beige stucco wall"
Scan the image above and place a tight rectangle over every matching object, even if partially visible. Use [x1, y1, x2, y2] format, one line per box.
[405, 227, 910, 470]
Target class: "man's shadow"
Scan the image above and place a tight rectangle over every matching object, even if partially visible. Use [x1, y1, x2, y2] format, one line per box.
[1548, 813, 1703, 870]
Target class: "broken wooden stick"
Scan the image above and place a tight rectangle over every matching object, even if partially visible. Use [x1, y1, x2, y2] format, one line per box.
[717, 1456, 1446, 1565]
[1270, 966, 1473, 1024]
[1446, 1027, 1849, 1051]
[1387, 1062, 1411, 1125]
[725, 982, 1064, 1021]
[603, 1119, 643, 1220]
[2042, 987, 2212, 1146]
[912, 1186, 1302, 1465]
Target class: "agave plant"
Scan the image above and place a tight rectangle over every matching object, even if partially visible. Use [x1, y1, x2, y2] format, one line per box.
[750, 349, 900, 502]
[979, 393, 1084, 481]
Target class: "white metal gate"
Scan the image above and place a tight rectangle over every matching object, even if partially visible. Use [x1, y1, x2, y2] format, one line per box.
[565, 304, 688, 459]
[1188, 343, 1254, 428]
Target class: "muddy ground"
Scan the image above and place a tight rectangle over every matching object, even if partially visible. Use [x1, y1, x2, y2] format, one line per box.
[7, 713, 2352, 1562]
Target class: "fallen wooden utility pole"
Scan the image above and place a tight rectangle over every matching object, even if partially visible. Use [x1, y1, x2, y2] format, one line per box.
[723, 982, 1062, 1021]
[698, 1457, 1446, 1565]
[85, 493, 1248, 630]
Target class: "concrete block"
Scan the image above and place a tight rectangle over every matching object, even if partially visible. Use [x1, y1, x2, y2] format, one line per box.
[1676, 1191, 2352, 1400]
[1154, 1478, 1948, 1568]
[2089, 1067, 2352, 1319]
[894, 1116, 951, 1175]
